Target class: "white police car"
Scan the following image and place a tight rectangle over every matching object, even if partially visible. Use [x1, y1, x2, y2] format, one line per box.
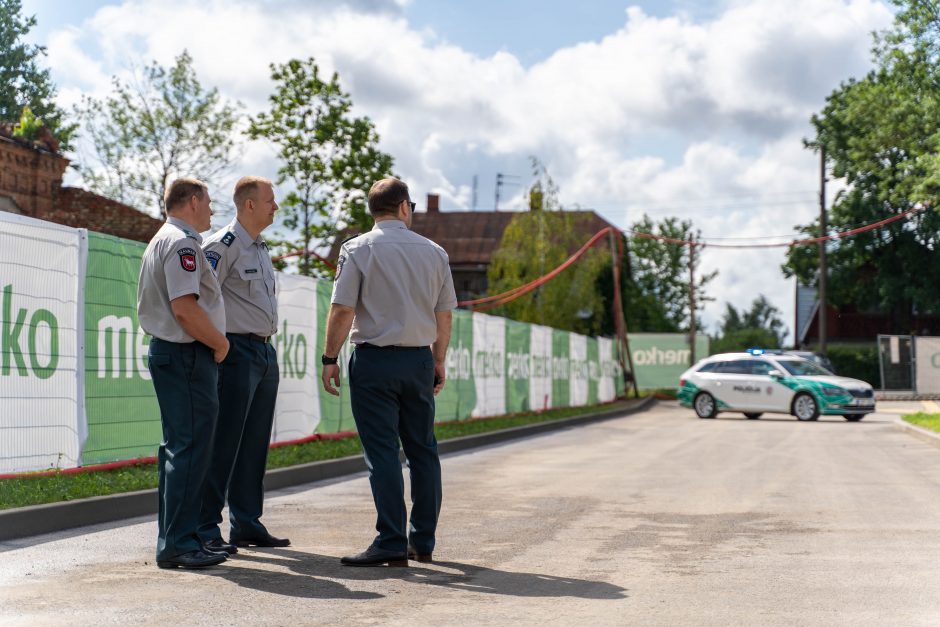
[677, 350, 876, 421]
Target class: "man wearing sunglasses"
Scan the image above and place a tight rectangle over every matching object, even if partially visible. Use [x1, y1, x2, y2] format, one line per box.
[321, 177, 456, 566]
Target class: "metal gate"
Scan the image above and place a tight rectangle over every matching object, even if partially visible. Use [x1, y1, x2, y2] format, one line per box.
[878, 335, 915, 391]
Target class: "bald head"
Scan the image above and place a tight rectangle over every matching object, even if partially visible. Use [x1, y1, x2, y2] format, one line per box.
[368, 178, 410, 217]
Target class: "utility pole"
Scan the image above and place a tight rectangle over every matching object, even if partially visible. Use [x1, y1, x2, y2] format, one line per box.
[818, 146, 828, 356]
[609, 229, 638, 397]
[471, 175, 478, 210]
[688, 238, 697, 366]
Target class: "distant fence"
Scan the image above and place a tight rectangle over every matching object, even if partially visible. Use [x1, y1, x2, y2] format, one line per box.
[879, 334, 940, 393]
[1, 212, 633, 474]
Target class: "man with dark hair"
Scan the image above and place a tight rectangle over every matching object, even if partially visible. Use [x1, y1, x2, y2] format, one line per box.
[321, 177, 457, 566]
[138, 177, 229, 569]
[199, 176, 288, 552]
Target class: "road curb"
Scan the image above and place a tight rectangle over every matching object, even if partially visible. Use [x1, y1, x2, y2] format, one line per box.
[0, 397, 655, 542]
[894, 417, 940, 449]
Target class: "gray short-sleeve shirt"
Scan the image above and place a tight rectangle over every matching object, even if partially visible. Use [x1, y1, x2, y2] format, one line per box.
[331, 219, 457, 346]
[137, 216, 226, 343]
[203, 218, 278, 336]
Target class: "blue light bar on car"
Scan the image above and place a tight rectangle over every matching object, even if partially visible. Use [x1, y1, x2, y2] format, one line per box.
[746, 348, 764, 355]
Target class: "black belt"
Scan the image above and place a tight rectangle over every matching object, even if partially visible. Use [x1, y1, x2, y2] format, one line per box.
[228, 333, 271, 344]
[356, 343, 428, 351]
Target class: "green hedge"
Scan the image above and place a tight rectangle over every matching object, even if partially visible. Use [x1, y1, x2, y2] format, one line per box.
[827, 344, 880, 386]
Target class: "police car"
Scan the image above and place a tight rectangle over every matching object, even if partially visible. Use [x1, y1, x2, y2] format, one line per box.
[677, 349, 876, 421]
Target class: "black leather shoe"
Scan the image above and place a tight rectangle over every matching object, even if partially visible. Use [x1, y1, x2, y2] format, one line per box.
[157, 550, 227, 569]
[341, 545, 408, 567]
[231, 533, 291, 548]
[204, 538, 238, 555]
[407, 542, 432, 563]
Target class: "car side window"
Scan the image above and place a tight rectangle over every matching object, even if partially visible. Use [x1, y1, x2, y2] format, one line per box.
[717, 360, 750, 374]
[749, 361, 775, 375]
[697, 362, 719, 373]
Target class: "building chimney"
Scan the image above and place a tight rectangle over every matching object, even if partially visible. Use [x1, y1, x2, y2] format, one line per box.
[426, 193, 440, 213]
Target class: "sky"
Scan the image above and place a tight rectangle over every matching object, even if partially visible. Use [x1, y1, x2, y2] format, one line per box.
[21, 0, 896, 341]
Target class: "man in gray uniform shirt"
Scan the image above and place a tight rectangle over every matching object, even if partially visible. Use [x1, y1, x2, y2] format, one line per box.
[199, 176, 289, 552]
[137, 178, 229, 569]
[321, 177, 457, 567]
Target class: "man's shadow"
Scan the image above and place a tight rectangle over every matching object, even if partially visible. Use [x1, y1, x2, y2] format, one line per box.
[204, 548, 626, 601]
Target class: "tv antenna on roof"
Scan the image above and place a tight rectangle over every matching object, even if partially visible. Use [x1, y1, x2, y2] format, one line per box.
[495, 173, 521, 211]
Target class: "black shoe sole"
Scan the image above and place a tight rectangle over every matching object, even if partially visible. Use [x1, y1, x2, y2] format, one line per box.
[232, 540, 290, 548]
[341, 558, 409, 567]
[157, 559, 225, 569]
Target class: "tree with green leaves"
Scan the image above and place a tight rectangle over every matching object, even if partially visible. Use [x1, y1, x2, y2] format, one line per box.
[488, 209, 610, 335]
[624, 215, 716, 333]
[783, 0, 940, 330]
[487, 158, 611, 335]
[248, 58, 394, 276]
[0, 0, 74, 147]
[74, 50, 242, 216]
[710, 295, 786, 354]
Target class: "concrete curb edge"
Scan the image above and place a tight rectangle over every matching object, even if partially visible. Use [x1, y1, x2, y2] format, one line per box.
[0, 396, 655, 542]
[894, 417, 940, 449]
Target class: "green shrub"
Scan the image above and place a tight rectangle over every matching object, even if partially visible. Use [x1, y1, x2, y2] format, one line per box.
[827, 344, 879, 386]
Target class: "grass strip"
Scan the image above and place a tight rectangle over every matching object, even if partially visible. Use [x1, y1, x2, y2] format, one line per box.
[0, 399, 640, 511]
[903, 412, 940, 433]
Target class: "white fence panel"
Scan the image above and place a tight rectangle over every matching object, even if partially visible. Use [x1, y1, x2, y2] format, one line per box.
[0, 213, 83, 473]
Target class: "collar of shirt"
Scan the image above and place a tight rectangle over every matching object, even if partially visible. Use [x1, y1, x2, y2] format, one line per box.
[372, 219, 408, 232]
[166, 216, 203, 243]
[228, 218, 266, 249]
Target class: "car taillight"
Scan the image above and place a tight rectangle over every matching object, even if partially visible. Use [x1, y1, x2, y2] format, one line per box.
[679, 378, 686, 387]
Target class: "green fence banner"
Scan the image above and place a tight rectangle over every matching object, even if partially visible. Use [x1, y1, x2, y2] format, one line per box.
[505, 319, 531, 413]
[628, 333, 710, 390]
[436, 309, 476, 421]
[82, 233, 160, 465]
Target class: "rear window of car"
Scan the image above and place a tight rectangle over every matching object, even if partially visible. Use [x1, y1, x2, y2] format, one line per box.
[697, 362, 720, 373]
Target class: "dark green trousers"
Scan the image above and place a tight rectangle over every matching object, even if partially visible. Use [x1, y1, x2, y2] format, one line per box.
[148, 339, 219, 561]
[349, 346, 442, 554]
[199, 333, 279, 542]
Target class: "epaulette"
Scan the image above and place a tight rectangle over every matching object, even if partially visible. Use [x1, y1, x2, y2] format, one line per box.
[220, 232, 236, 247]
[340, 232, 362, 247]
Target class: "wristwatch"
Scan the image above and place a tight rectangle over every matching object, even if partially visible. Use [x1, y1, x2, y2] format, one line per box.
[321, 354, 338, 366]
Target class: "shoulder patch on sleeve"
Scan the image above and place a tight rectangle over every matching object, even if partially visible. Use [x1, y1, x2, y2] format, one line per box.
[335, 254, 346, 280]
[220, 232, 236, 247]
[178, 247, 197, 272]
[205, 250, 222, 270]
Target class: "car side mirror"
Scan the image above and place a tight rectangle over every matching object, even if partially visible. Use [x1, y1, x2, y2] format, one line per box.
[768, 370, 783, 378]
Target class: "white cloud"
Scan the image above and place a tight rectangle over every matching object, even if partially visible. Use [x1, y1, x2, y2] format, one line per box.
[45, 0, 895, 341]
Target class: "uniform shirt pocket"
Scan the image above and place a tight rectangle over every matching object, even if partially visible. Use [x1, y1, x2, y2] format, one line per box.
[235, 262, 262, 297]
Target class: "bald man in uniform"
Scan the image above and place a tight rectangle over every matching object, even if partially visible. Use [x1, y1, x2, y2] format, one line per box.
[138, 178, 229, 569]
[321, 177, 456, 567]
[198, 176, 289, 552]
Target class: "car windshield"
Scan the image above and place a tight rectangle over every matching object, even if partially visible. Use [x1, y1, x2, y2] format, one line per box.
[776, 358, 833, 377]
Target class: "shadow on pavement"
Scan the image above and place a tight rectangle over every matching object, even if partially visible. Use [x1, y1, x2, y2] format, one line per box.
[211, 548, 627, 600]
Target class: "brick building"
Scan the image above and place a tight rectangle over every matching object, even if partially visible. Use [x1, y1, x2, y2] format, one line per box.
[0, 123, 162, 242]
[329, 194, 618, 303]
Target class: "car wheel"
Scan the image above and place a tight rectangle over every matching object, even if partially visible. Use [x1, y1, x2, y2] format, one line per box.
[744, 412, 762, 420]
[694, 392, 717, 419]
[792, 392, 819, 421]
[842, 415, 865, 422]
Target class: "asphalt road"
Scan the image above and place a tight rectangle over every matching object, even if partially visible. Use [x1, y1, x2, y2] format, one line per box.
[3, 401, 940, 626]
